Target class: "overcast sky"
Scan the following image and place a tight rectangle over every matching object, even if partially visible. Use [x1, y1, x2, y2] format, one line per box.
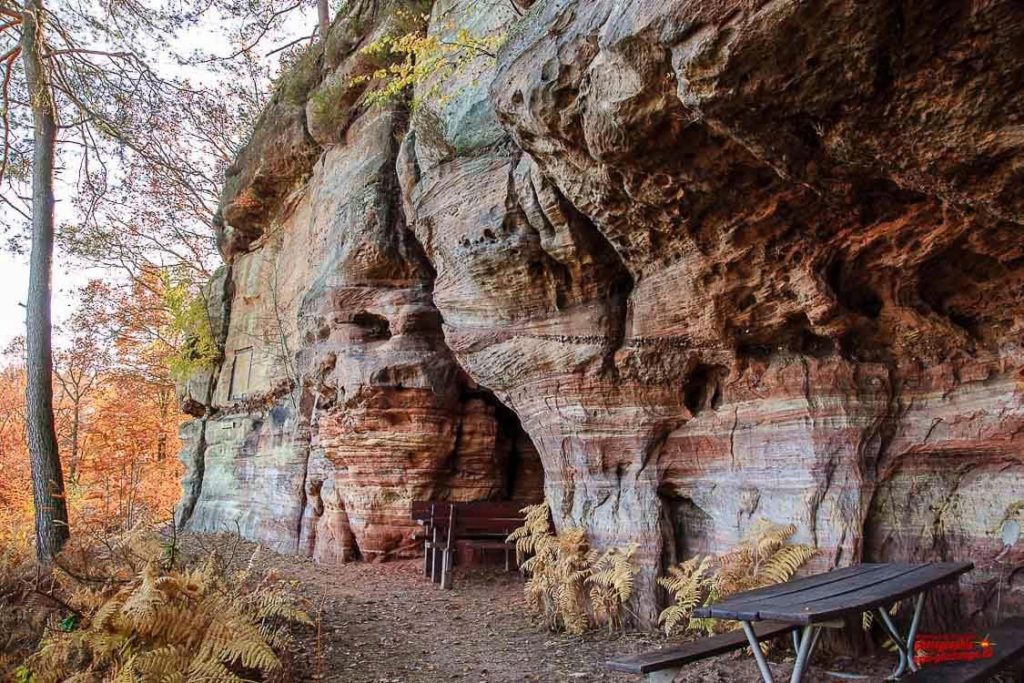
[0, 251, 92, 350]
[0, 5, 315, 352]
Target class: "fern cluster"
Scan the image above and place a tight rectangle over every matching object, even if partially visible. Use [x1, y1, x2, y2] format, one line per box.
[14, 530, 310, 682]
[658, 519, 817, 636]
[508, 503, 639, 634]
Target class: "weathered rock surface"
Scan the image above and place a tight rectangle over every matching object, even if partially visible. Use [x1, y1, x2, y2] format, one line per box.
[180, 0, 1024, 626]
[177, 0, 543, 560]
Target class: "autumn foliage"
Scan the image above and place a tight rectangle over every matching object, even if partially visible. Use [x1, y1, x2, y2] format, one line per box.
[0, 274, 188, 556]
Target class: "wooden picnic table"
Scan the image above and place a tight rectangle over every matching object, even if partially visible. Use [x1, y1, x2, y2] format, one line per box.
[691, 561, 974, 683]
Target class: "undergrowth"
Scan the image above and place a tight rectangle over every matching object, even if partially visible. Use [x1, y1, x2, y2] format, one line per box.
[1, 525, 310, 682]
[659, 519, 817, 636]
[508, 503, 640, 634]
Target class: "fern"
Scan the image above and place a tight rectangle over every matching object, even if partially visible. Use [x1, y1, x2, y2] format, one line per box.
[657, 555, 715, 636]
[17, 531, 310, 683]
[658, 519, 818, 637]
[508, 504, 639, 634]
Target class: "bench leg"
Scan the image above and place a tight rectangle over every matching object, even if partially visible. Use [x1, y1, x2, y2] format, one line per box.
[741, 621, 776, 683]
[643, 669, 679, 683]
[431, 544, 443, 584]
[441, 549, 454, 589]
[423, 540, 431, 577]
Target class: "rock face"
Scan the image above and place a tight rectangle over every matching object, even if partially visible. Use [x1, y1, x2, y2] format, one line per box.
[179, 0, 1024, 625]
[177, 0, 544, 561]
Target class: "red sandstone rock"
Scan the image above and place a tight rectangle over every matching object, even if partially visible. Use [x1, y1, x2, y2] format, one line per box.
[179, 0, 1024, 629]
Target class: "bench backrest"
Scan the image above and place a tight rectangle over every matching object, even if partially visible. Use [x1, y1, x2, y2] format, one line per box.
[412, 500, 526, 522]
[413, 500, 527, 540]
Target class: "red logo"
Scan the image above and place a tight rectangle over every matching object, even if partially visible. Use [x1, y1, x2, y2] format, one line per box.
[914, 633, 995, 665]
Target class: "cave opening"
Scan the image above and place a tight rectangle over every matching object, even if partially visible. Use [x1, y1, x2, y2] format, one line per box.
[658, 487, 714, 571]
[682, 363, 727, 416]
[351, 311, 392, 340]
[487, 394, 545, 504]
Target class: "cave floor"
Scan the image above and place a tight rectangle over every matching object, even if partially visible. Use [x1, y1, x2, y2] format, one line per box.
[197, 536, 899, 682]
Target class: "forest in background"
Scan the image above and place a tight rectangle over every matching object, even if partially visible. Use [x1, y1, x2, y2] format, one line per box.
[0, 274, 186, 556]
[0, 0, 333, 560]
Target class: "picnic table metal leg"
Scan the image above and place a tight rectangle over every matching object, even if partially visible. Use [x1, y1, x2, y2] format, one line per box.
[791, 624, 818, 683]
[878, 592, 926, 679]
[741, 621, 776, 683]
[905, 592, 925, 672]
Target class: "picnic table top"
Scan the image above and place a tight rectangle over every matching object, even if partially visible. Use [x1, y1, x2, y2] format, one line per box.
[692, 561, 973, 625]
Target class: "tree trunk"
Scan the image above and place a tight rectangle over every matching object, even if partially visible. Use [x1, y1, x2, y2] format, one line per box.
[68, 402, 79, 482]
[22, 0, 70, 562]
[317, 0, 330, 40]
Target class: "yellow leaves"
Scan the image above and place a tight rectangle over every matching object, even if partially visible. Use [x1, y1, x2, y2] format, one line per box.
[163, 267, 219, 382]
[657, 555, 715, 636]
[658, 519, 818, 637]
[351, 7, 507, 110]
[507, 503, 639, 634]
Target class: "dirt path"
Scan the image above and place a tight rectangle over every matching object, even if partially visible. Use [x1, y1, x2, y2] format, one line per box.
[248, 549, 896, 683]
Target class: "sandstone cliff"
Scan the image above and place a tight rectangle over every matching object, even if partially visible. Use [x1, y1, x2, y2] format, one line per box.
[178, 0, 1024, 625]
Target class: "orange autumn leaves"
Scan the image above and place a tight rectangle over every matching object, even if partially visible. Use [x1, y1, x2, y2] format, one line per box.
[0, 274, 188, 554]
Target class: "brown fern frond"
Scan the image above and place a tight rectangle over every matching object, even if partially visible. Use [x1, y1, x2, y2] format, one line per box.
[758, 544, 817, 585]
[15, 530, 309, 683]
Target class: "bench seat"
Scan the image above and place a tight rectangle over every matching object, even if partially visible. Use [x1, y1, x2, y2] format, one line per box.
[413, 500, 527, 589]
[606, 621, 798, 682]
[903, 616, 1024, 682]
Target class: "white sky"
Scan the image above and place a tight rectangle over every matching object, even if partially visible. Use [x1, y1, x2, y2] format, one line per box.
[0, 251, 91, 350]
[0, 5, 316, 351]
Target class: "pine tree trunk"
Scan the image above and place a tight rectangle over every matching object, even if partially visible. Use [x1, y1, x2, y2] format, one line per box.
[318, 0, 330, 39]
[22, 0, 70, 562]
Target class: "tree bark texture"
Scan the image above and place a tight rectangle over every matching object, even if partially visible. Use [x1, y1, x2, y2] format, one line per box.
[21, 0, 70, 562]
[318, 0, 330, 40]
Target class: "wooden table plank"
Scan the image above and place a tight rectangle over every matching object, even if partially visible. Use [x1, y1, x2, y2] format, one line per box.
[693, 564, 896, 620]
[757, 562, 973, 624]
[695, 562, 972, 624]
[750, 564, 924, 612]
[692, 564, 886, 620]
[606, 621, 797, 674]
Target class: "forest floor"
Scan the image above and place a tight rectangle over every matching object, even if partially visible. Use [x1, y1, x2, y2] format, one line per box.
[212, 537, 900, 683]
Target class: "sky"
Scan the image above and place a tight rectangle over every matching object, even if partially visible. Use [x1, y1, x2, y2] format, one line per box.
[0, 251, 90, 350]
[0, 4, 316, 353]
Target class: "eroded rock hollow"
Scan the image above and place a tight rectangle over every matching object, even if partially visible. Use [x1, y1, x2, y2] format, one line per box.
[178, 0, 1024, 625]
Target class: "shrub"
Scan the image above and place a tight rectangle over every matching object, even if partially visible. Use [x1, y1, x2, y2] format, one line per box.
[351, 8, 506, 110]
[659, 519, 817, 636]
[164, 269, 220, 382]
[276, 44, 322, 106]
[508, 503, 639, 634]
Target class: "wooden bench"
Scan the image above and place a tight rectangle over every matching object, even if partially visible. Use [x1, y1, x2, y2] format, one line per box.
[902, 616, 1024, 682]
[606, 621, 798, 682]
[412, 501, 525, 589]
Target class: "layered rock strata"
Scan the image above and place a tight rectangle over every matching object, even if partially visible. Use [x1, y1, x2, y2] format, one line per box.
[177, 0, 544, 561]
[180, 0, 1024, 625]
